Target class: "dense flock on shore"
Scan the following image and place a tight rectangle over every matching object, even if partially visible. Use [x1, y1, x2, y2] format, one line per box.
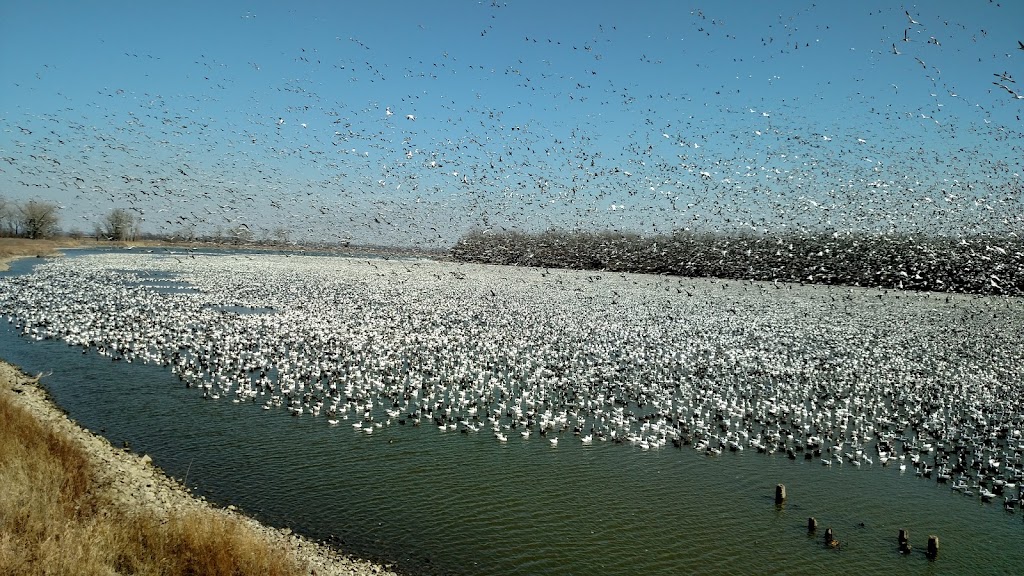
[452, 229, 1024, 296]
[2, 252, 1024, 512]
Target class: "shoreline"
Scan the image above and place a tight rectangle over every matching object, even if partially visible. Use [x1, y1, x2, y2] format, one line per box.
[0, 359, 401, 576]
[0, 236, 448, 273]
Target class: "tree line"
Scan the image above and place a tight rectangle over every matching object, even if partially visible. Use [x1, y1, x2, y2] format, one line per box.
[0, 197, 61, 239]
[0, 197, 146, 241]
[0, 196, 297, 246]
[451, 228, 1024, 296]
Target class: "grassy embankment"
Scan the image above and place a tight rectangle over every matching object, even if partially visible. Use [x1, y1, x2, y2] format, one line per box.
[0, 237, 216, 271]
[0, 237, 206, 270]
[0, 237, 75, 270]
[0, 374, 303, 576]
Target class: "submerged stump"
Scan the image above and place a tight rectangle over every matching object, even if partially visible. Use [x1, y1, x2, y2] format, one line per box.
[927, 535, 939, 559]
[824, 527, 839, 548]
[898, 529, 911, 554]
[775, 483, 786, 504]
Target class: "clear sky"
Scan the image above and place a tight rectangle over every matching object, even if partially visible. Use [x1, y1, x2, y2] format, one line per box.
[1, 1, 1021, 247]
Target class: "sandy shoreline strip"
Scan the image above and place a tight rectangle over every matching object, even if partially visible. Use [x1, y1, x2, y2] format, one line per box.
[0, 360, 400, 576]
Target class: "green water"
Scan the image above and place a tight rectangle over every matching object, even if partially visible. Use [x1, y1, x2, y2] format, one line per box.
[1, 253, 1022, 575]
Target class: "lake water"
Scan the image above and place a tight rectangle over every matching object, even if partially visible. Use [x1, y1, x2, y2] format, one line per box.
[1, 250, 1022, 575]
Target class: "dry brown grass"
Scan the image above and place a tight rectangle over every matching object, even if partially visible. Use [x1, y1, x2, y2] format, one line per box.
[0, 237, 142, 271]
[0, 391, 303, 576]
[0, 237, 189, 260]
[0, 237, 73, 259]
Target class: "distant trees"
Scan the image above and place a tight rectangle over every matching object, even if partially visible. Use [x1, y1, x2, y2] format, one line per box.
[173, 224, 197, 243]
[271, 226, 290, 246]
[0, 196, 17, 236]
[98, 208, 141, 241]
[226, 223, 254, 245]
[0, 196, 62, 238]
[451, 228, 1024, 296]
[17, 200, 60, 239]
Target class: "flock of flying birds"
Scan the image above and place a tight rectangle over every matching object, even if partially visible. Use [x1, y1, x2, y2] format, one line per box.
[0, 3, 1021, 248]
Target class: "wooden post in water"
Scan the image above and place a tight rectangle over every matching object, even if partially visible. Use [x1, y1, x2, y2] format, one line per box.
[775, 483, 786, 504]
[824, 527, 837, 548]
[927, 535, 939, 559]
[898, 529, 911, 554]
[807, 517, 817, 533]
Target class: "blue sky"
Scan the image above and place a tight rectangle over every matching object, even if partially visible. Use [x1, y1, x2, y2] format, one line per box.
[1, 1, 1022, 247]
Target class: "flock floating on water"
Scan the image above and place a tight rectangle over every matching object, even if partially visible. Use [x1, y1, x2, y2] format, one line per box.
[2, 251, 1024, 513]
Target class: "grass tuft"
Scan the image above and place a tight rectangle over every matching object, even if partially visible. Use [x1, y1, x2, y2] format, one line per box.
[0, 390, 303, 576]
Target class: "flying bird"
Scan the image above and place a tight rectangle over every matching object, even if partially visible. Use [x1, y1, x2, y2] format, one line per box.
[994, 83, 1023, 99]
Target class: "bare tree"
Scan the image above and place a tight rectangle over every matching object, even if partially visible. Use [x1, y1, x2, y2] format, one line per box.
[101, 208, 140, 241]
[272, 226, 290, 245]
[18, 200, 60, 239]
[227, 223, 254, 245]
[174, 224, 197, 243]
[0, 196, 16, 236]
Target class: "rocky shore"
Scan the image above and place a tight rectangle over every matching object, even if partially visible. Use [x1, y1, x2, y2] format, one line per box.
[0, 360, 400, 576]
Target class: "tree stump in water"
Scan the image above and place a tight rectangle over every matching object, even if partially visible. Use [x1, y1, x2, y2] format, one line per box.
[824, 527, 839, 548]
[775, 483, 786, 504]
[898, 529, 911, 554]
